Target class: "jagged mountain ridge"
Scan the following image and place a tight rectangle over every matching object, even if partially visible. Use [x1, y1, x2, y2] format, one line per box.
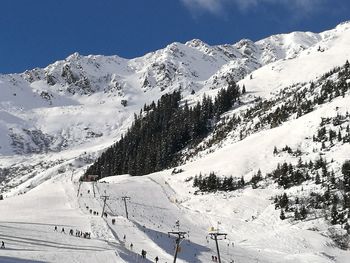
[1, 21, 350, 195]
[1, 22, 346, 157]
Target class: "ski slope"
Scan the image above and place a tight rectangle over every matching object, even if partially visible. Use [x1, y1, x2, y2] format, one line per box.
[1, 122, 350, 263]
[239, 21, 350, 98]
[1, 22, 350, 263]
[0, 173, 121, 263]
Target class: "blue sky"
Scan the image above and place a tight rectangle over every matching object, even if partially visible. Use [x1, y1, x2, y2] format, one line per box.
[0, 0, 349, 73]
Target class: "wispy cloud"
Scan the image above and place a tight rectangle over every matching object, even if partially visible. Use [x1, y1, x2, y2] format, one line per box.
[180, 0, 224, 15]
[180, 0, 328, 15]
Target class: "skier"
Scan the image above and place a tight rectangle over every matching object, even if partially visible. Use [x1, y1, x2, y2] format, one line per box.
[1, 241, 5, 249]
[155, 256, 159, 262]
[54, 226, 57, 231]
[61, 227, 65, 234]
[130, 243, 133, 250]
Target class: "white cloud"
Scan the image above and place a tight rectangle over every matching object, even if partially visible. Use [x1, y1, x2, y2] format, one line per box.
[181, 0, 328, 15]
[180, 0, 224, 14]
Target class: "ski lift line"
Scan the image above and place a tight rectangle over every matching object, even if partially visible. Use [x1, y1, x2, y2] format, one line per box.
[80, 196, 120, 201]
[105, 202, 117, 216]
[82, 185, 232, 262]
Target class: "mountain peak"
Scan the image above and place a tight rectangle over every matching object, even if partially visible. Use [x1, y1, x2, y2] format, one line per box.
[185, 38, 209, 49]
[66, 52, 81, 61]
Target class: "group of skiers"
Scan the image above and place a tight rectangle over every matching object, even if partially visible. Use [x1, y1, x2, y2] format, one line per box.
[54, 226, 91, 239]
[139, 248, 160, 262]
[85, 205, 101, 216]
[211, 255, 219, 262]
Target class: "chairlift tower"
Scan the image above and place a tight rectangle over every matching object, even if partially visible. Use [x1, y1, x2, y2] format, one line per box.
[168, 220, 188, 263]
[100, 195, 110, 217]
[121, 196, 131, 219]
[208, 223, 227, 263]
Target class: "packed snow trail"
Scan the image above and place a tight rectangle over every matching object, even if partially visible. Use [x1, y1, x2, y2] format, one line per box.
[75, 174, 342, 263]
[1, 162, 350, 262]
[77, 177, 214, 263]
[0, 173, 123, 263]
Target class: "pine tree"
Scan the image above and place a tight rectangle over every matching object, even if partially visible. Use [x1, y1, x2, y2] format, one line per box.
[342, 160, 350, 192]
[331, 204, 338, 225]
[273, 146, 278, 155]
[297, 157, 303, 168]
[344, 193, 350, 209]
[308, 160, 314, 169]
[240, 176, 245, 186]
[280, 209, 286, 220]
[300, 206, 308, 220]
[242, 85, 246, 94]
[280, 193, 289, 209]
[193, 176, 199, 187]
[315, 172, 321, 185]
[338, 129, 342, 142]
[251, 170, 262, 189]
[294, 209, 301, 220]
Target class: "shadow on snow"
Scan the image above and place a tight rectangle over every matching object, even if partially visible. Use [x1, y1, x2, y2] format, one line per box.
[132, 220, 210, 262]
[0, 257, 45, 263]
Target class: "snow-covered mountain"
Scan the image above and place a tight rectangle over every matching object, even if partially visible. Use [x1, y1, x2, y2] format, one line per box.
[2, 22, 348, 157]
[0, 21, 350, 263]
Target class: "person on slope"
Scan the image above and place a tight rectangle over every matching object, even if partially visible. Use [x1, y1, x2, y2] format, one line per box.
[1, 241, 5, 249]
[155, 256, 159, 262]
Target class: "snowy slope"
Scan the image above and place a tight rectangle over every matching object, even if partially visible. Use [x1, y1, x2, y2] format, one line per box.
[2, 22, 349, 157]
[0, 172, 122, 263]
[239, 21, 350, 97]
[1, 21, 350, 263]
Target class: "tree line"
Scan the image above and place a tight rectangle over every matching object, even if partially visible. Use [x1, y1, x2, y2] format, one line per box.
[84, 81, 241, 178]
